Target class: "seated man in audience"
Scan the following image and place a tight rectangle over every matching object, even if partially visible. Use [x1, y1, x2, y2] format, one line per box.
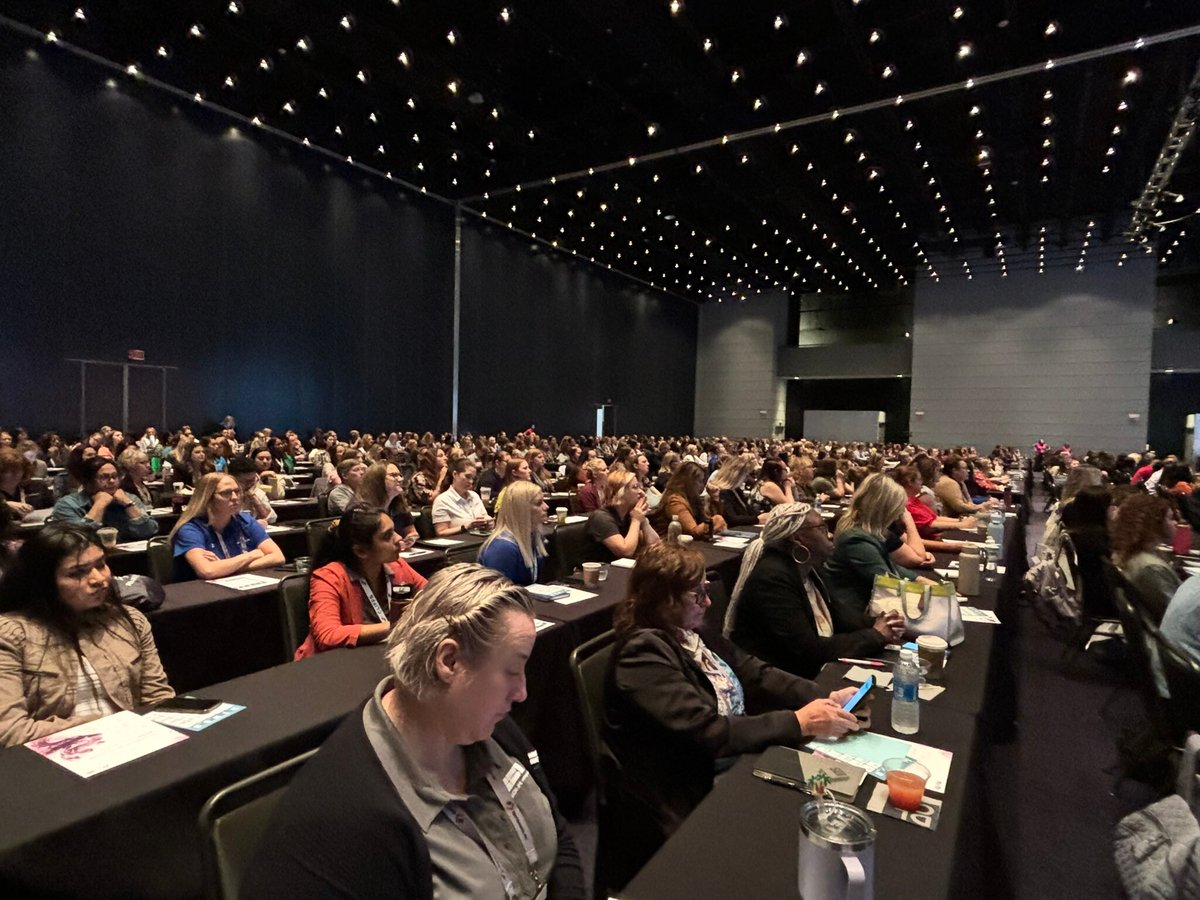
[432, 459, 490, 535]
[51, 457, 158, 542]
[228, 457, 277, 526]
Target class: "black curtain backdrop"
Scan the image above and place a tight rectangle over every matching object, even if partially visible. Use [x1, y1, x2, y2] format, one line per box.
[1148, 372, 1200, 459]
[458, 221, 698, 436]
[0, 37, 454, 438]
[785, 378, 912, 444]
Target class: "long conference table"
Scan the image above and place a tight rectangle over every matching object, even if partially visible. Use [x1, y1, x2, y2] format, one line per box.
[0, 511, 1025, 899]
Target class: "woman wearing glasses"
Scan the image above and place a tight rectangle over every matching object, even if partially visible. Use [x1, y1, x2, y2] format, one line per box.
[357, 462, 419, 547]
[601, 542, 861, 889]
[724, 503, 904, 679]
[169, 473, 284, 582]
[294, 506, 428, 659]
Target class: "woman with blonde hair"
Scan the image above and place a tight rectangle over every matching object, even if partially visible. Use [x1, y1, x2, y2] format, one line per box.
[244, 564, 584, 898]
[576, 457, 609, 514]
[822, 473, 935, 631]
[709, 455, 768, 527]
[586, 470, 661, 561]
[170, 472, 284, 582]
[478, 481, 549, 586]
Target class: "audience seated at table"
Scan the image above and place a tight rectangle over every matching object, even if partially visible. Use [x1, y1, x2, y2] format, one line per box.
[0, 447, 37, 521]
[755, 459, 795, 508]
[478, 482, 549, 586]
[0, 524, 175, 746]
[326, 458, 366, 515]
[250, 446, 287, 500]
[244, 563, 585, 899]
[822, 473, 935, 632]
[811, 458, 847, 499]
[176, 440, 215, 488]
[576, 458, 609, 514]
[1110, 492, 1179, 623]
[358, 462, 419, 544]
[913, 454, 943, 513]
[935, 455, 994, 516]
[650, 461, 727, 539]
[294, 506, 427, 660]
[117, 446, 156, 508]
[432, 458, 491, 536]
[726, 503, 904, 679]
[227, 457, 277, 526]
[600, 542, 860, 889]
[170, 473, 284, 582]
[527, 448, 555, 492]
[51, 457, 158, 542]
[586, 471, 660, 562]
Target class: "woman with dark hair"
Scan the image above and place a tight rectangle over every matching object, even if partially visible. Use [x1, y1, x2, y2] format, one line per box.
[357, 462, 419, 546]
[269, 436, 296, 476]
[51, 457, 158, 542]
[494, 456, 532, 513]
[293, 506, 427, 660]
[650, 461, 727, 538]
[601, 542, 859, 889]
[756, 458, 796, 507]
[177, 441, 215, 488]
[1111, 492, 1179, 622]
[0, 524, 174, 746]
[407, 447, 447, 507]
[891, 465, 974, 541]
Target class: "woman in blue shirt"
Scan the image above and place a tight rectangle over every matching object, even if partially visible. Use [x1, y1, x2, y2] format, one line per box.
[478, 481, 548, 586]
[169, 473, 284, 582]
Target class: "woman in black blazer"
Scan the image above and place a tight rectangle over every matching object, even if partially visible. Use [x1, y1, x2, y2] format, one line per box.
[600, 542, 860, 890]
[726, 503, 905, 679]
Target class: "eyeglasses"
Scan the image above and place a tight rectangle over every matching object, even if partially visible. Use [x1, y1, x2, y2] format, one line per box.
[683, 582, 710, 605]
[215, 489, 242, 499]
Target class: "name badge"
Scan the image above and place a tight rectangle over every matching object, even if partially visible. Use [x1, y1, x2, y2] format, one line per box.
[503, 761, 529, 796]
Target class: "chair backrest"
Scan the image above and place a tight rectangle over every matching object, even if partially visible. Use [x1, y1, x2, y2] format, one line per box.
[1152, 623, 1200, 736]
[305, 517, 338, 559]
[704, 571, 730, 632]
[146, 536, 174, 586]
[414, 505, 437, 539]
[569, 629, 618, 791]
[546, 521, 590, 582]
[198, 748, 318, 900]
[1108, 561, 1179, 741]
[277, 573, 311, 661]
[445, 545, 480, 565]
[310, 476, 328, 499]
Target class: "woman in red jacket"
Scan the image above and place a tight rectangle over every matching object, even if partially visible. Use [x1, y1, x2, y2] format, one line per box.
[294, 505, 427, 659]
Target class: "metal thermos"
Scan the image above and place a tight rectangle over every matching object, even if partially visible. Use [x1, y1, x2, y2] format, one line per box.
[957, 546, 981, 596]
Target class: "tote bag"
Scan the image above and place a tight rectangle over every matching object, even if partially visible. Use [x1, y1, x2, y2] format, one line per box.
[867, 574, 965, 646]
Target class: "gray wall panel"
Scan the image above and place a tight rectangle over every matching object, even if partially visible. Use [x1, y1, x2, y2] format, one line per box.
[778, 341, 912, 378]
[695, 295, 788, 437]
[910, 259, 1155, 451]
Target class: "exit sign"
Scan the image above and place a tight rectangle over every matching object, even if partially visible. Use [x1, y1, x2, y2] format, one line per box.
[127, 349, 145, 361]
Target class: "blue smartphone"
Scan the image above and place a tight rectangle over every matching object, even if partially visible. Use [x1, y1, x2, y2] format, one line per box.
[842, 675, 874, 712]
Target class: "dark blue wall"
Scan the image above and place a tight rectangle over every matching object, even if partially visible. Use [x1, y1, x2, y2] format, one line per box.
[459, 221, 698, 436]
[0, 38, 455, 437]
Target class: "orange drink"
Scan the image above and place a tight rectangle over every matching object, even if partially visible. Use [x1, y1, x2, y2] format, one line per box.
[883, 758, 930, 811]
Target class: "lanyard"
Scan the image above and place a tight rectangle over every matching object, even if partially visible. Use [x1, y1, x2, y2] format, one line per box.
[211, 522, 248, 558]
[359, 573, 389, 624]
[445, 763, 546, 900]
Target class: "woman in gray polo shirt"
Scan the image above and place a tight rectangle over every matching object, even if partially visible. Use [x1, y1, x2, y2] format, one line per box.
[243, 564, 584, 899]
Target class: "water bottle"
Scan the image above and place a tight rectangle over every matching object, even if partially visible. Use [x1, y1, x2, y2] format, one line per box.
[161, 460, 173, 486]
[987, 516, 1005, 551]
[667, 515, 682, 544]
[891, 649, 920, 735]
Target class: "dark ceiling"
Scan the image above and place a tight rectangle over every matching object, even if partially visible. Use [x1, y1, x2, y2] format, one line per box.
[4, 0, 1200, 301]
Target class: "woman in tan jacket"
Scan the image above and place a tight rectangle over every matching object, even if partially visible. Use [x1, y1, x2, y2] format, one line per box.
[0, 524, 174, 747]
[651, 461, 728, 539]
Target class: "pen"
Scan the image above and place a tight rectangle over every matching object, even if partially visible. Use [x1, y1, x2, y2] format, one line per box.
[838, 658, 888, 668]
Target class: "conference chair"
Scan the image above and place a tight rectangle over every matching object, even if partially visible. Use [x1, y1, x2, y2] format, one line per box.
[414, 505, 437, 540]
[704, 571, 729, 633]
[1152, 623, 1200, 736]
[545, 521, 589, 582]
[304, 517, 338, 559]
[198, 748, 318, 900]
[146, 535, 174, 585]
[277, 573, 311, 661]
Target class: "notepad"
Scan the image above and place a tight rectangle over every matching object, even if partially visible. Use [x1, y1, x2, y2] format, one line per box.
[421, 538, 464, 547]
[550, 586, 597, 606]
[115, 541, 149, 552]
[210, 573, 281, 591]
[610, 557, 637, 569]
[534, 618, 557, 633]
[399, 549, 436, 559]
[25, 711, 187, 778]
[527, 584, 570, 601]
[960, 606, 1001, 625]
[563, 515, 588, 524]
[713, 537, 750, 549]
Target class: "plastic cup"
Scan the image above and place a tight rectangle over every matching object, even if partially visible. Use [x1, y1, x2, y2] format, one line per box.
[883, 758, 930, 811]
[916, 635, 948, 681]
[294, 556, 312, 573]
[556, 508, 568, 525]
[597, 563, 609, 583]
[480, 486, 492, 502]
[97, 526, 119, 549]
[582, 562, 601, 587]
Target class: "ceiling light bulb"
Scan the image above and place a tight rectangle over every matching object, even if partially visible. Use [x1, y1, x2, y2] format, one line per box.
[774, 15, 787, 30]
[1124, 68, 1140, 85]
[446, 30, 458, 45]
[952, 6, 963, 19]
[795, 50, 808, 66]
[730, 68, 742, 83]
[499, 7, 511, 23]
[669, 0, 683, 15]
[957, 42, 973, 59]
[1044, 21, 1058, 37]
[397, 51, 410, 67]
[189, 23, 205, 38]
[340, 15, 353, 31]
[703, 37, 714, 52]
[156, 45, 169, 58]
[647, 123, 658, 136]
[73, 8, 87, 22]
[882, 65, 894, 78]
[296, 37, 311, 52]
[814, 81, 827, 95]
[447, 80, 459, 94]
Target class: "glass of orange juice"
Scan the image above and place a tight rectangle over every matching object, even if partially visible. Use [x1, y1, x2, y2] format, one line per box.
[883, 758, 930, 811]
